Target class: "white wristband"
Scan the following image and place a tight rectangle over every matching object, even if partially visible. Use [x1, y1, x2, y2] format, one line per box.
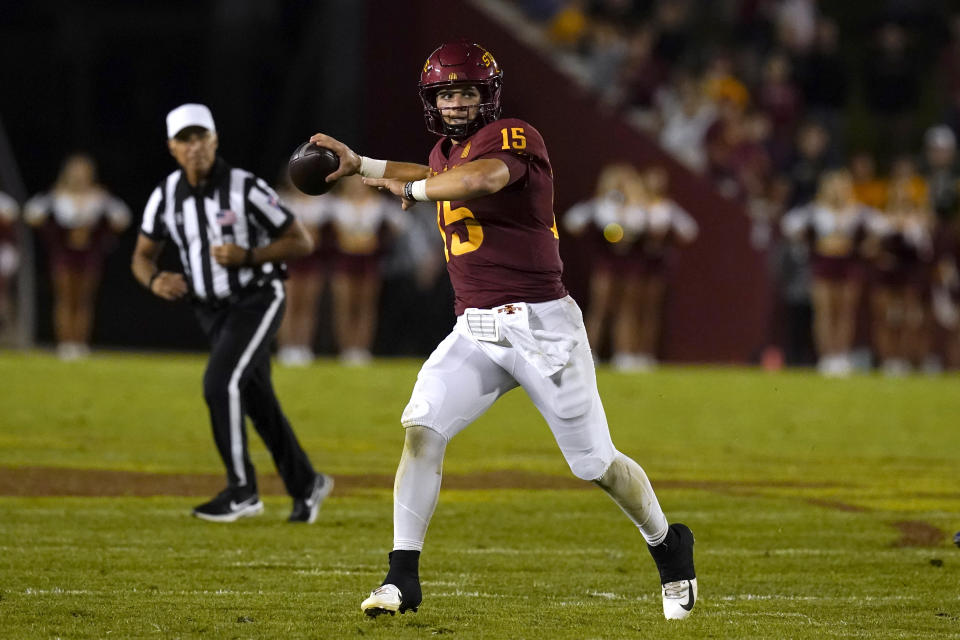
[410, 179, 429, 202]
[358, 156, 386, 178]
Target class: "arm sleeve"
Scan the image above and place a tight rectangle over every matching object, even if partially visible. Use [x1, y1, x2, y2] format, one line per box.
[139, 186, 167, 240]
[247, 178, 295, 238]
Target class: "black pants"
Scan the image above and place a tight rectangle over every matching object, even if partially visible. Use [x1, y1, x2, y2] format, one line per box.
[194, 280, 315, 498]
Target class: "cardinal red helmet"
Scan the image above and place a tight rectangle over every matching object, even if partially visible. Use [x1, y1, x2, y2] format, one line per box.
[419, 41, 503, 139]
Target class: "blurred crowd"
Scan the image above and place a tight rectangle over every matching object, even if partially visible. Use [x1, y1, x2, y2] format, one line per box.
[511, 0, 960, 374]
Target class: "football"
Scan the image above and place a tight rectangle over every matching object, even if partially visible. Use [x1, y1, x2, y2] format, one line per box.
[288, 141, 340, 195]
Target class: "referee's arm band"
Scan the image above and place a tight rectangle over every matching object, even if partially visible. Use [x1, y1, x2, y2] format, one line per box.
[358, 156, 386, 179]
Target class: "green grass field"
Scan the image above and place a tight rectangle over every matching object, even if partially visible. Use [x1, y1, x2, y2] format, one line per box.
[0, 351, 958, 639]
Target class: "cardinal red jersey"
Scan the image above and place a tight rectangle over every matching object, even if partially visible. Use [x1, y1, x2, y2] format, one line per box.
[428, 118, 567, 314]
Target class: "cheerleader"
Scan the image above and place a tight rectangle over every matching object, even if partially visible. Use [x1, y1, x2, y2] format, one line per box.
[564, 164, 647, 368]
[634, 166, 698, 368]
[24, 154, 130, 359]
[275, 172, 332, 366]
[327, 175, 405, 365]
[870, 177, 935, 375]
[782, 169, 884, 376]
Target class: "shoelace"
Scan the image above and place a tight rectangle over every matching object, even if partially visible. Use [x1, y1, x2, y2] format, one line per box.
[663, 580, 689, 599]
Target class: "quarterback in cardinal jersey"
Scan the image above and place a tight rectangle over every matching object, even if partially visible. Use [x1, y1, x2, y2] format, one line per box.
[308, 40, 698, 622]
[426, 115, 566, 313]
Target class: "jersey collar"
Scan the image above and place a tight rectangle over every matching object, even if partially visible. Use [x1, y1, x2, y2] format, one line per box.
[176, 156, 230, 199]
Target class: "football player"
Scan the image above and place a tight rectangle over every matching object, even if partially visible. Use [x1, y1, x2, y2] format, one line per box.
[309, 41, 697, 621]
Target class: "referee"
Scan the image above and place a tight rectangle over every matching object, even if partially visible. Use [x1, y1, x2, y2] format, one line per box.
[131, 103, 332, 523]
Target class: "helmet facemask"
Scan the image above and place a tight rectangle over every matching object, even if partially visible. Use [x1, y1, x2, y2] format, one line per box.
[419, 79, 503, 140]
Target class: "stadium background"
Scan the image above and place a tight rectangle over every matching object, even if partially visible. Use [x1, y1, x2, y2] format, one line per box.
[0, 0, 952, 361]
[2, 3, 959, 636]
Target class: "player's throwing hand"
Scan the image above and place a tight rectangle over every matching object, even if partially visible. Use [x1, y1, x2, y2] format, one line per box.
[307, 133, 361, 182]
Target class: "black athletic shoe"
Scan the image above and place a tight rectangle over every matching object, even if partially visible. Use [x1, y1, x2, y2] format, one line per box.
[192, 488, 263, 523]
[953, 531, 960, 548]
[361, 550, 422, 617]
[289, 473, 334, 523]
[648, 523, 697, 619]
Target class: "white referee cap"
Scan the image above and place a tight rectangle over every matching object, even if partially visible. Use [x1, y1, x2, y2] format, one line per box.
[166, 103, 216, 139]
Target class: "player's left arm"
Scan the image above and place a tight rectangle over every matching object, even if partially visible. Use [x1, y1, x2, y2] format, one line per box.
[362, 159, 510, 210]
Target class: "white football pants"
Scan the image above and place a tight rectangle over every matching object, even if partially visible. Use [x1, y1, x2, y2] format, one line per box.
[393, 296, 668, 551]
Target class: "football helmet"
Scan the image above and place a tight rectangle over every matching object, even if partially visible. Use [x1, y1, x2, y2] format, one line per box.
[419, 41, 503, 139]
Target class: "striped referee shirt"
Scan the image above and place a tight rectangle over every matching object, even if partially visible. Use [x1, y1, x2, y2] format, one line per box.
[140, 157, 294, 302]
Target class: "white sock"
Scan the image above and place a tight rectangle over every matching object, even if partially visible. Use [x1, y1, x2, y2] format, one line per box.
[594, 451, 669, 546]
[393, 426, 446, 551]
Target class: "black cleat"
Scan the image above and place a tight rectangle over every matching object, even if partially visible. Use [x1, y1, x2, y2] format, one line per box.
[192, 488, 263, 522]
[289, 473, 334, 523]
[648, 523, 697, 619]
[361, 550, 422, 617]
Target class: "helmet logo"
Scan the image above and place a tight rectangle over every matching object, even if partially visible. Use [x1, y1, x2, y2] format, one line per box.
[481, 51, 495, 68]
[448, 72, 458, 80]
[423, 59, 431, 73]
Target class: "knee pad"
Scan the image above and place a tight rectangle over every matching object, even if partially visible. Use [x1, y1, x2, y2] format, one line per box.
[401, 376, 447, 429]
[568, 446, 616, 482]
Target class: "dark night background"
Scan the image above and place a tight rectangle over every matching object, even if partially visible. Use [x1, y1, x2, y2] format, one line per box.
[1, 1, 390, 351]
